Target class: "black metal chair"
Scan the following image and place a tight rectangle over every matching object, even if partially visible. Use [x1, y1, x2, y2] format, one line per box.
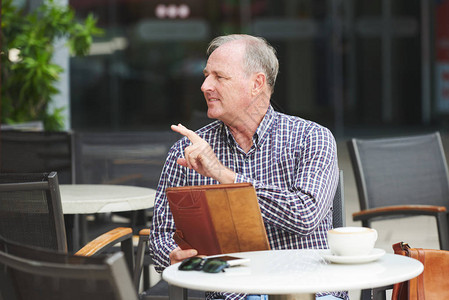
[0, 172, 68, 251]
[0, 234, 138, 300]
[0, 130, 74, 184]
[347, 132, 449, 250]
[0, 172, 135, 273]
[333, 170, 345, 228]
[74, 131, 178, 189]
[347, 132, 449, 300]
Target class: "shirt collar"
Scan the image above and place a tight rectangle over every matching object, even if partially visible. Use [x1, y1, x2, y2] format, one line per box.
[222, 105, 275, 149]
[255, 105, 275, 147]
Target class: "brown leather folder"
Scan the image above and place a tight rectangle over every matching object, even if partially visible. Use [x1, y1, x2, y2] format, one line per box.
[166, 182, 270, 255]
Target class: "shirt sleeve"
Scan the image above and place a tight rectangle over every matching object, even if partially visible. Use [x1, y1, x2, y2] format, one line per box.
[234, 125, 339, 236]
[149, 144, 186, 273]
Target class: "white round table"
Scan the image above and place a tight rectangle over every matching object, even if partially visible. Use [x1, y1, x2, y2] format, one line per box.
[59, 184, 156, 214]
[163, 249, 423, 299]
[59, 184, 156, 252]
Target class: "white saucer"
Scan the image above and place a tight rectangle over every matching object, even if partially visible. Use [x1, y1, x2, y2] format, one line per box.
[321, 248, 386, 264]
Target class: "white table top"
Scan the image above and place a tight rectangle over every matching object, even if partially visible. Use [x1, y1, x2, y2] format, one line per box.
[59, 184, 156, 214]
[163, 249, 423, 295]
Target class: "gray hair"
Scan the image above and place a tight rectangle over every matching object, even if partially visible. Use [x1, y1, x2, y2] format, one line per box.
[206, 34, 279, 94]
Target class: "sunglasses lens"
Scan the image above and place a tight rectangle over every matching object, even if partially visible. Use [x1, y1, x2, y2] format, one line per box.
[178, 257, 204, 271]
[202, 259, 228, 273]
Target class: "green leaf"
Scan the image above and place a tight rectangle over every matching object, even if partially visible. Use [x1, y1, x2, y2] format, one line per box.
[1, 0, 103, 131]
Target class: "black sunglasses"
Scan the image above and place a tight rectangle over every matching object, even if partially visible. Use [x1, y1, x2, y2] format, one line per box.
[178, 257, 229, 273]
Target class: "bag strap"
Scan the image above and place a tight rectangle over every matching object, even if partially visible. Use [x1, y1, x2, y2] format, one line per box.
[392, 242, 411, 300]
[408, 248, 419, 300]
[392, 242, 426, 300]
[416, 249, 426, 300]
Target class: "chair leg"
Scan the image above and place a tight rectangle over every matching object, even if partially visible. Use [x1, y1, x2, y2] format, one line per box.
[361, 285, 391, 300]
[361, 220, 371, 228]
[360, 289, 372, 300]
[133, 236, 146, 290]
[436, 212, 449, 250]
[121, 237, 134, 274]
[64, 214, 80, 253]
[372, 287, 387, 300]
[79, 215, 88, 246]
[143, 265, 150, 290]
[168, 284, 187, 300]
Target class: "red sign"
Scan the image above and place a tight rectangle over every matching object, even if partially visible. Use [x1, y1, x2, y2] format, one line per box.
[436, 0, 449, 62]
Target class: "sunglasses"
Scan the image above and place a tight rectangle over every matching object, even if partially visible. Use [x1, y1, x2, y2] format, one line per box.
[178, 257, 230, 273]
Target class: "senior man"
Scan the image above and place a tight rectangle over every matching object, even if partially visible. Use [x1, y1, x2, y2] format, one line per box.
[150, 34, 346, 300]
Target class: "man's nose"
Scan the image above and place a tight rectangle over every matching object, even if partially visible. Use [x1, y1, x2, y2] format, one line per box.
[201, 76, 212, 92]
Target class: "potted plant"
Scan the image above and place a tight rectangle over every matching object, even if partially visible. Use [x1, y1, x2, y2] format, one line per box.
[1, 0, 102, 131]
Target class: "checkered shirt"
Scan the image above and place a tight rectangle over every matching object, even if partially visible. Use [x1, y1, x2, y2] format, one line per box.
[149, 106, 347, 300]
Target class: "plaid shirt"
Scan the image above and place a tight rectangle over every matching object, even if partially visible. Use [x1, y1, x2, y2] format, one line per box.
[150, 106, 347, 300]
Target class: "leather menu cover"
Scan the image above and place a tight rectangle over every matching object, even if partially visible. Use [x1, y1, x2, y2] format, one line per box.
[166, 182, 270, 255]
[168, 187, 221, 255]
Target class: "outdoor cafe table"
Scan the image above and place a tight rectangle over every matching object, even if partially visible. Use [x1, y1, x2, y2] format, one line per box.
[59, 184, 156, 252]
[162, 249, 424, 300]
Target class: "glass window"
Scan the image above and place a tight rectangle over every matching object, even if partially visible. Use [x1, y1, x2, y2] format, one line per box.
[69, 0, 424, 132]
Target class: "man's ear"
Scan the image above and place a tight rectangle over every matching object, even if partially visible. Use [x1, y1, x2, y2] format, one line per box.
[252, 73, 266, 96]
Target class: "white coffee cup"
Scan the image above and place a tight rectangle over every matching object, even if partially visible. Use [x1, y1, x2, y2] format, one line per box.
[327, 227, 378, 256]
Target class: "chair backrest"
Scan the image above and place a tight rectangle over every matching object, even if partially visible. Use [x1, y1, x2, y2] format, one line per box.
[74, 131, 179, 188]
[0, 130, 74, 184]
[0, 172, 67, 252]
[347, 132, 449, 211]
[0, 235, 138, 300]
[332, 170, 345, 228]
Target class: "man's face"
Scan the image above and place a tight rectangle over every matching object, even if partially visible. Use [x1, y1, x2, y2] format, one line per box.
[201, 41, 254, 124]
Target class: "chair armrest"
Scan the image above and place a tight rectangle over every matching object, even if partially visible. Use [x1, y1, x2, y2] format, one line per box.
[139, 228, 150, 238]
[353, 205, 447, 222]
[75, 227, 133, 256]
